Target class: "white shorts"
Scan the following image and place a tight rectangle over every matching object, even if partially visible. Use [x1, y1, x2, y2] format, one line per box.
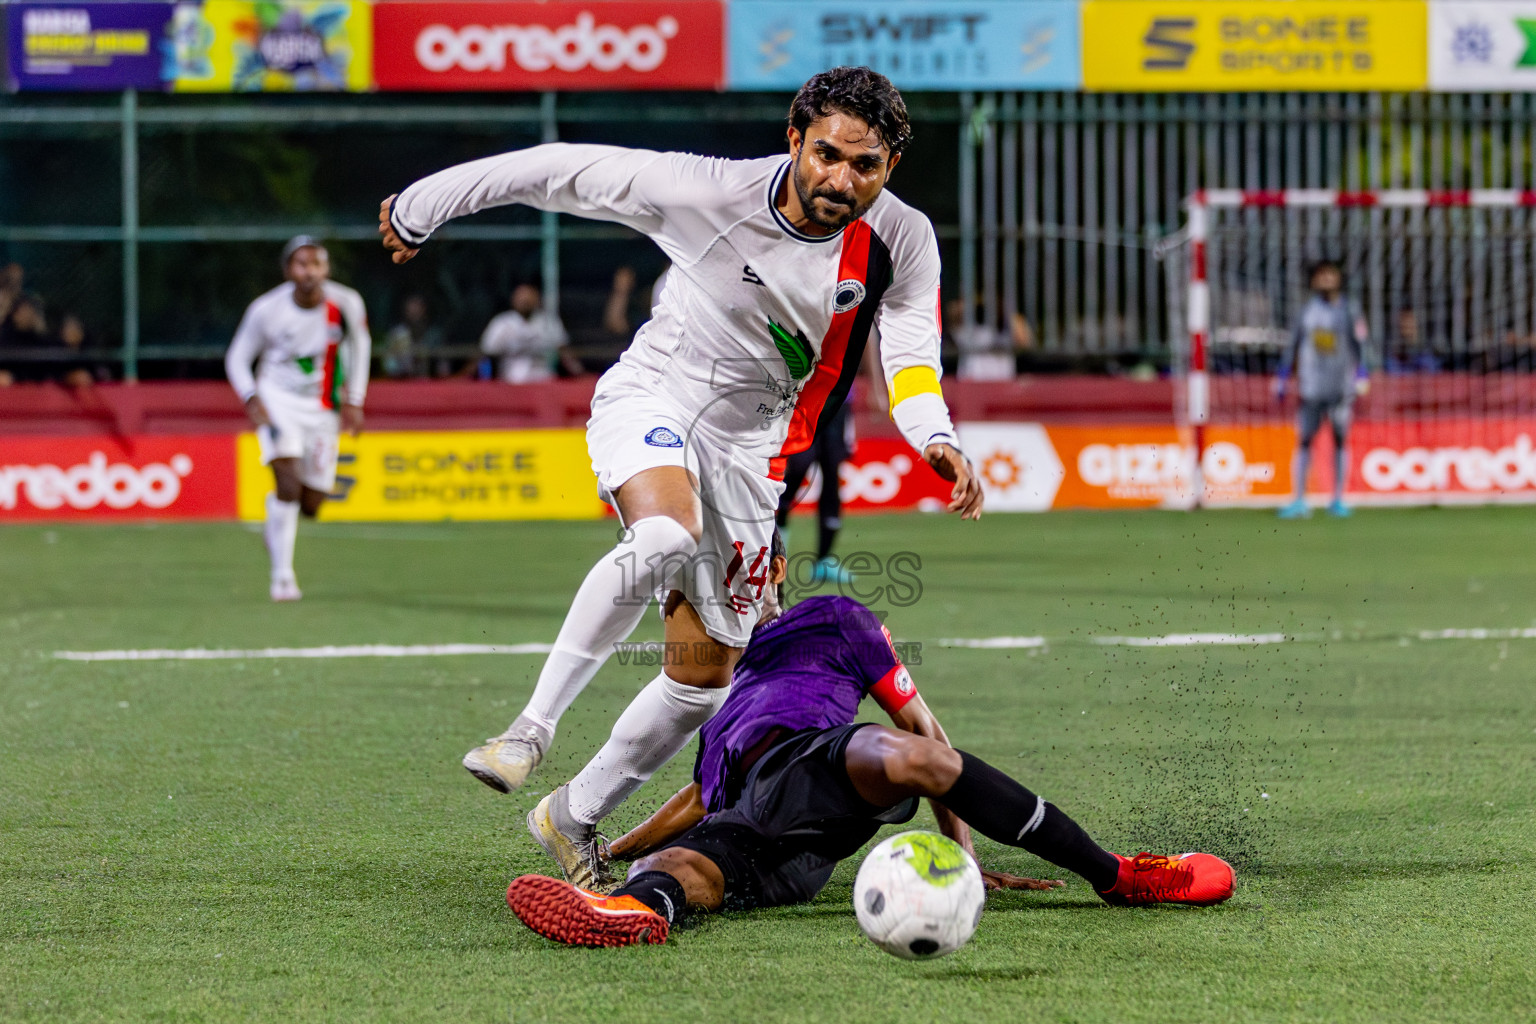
[256, 387, 340, 493]
[587, 367, 783, 648]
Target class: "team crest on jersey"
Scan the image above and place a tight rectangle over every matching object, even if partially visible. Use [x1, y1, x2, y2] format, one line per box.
[834, 278, 866, 314]
[644, 427, 684, 448]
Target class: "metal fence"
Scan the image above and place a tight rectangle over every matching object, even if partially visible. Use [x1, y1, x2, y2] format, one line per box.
[4, 89, 1534, 378]
[958, 90, 1536, 362]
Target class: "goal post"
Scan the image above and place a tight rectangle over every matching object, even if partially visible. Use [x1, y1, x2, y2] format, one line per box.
[1167, 188, 1536, 508]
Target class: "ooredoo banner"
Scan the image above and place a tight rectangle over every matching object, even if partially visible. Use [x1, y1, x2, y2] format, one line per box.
[371, 1, 725, 91]
[783, 437, 955, 514]
[727, 0, 1082, 91]
[0, 435, 237, 520]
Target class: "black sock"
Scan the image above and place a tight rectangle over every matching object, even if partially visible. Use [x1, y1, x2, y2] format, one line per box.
[941, 750, 1122, 892]
[817, 518, 839, 561]
[612, 870, 688, 924]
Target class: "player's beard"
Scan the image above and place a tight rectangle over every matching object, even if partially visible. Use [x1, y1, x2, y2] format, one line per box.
[791, 152, 874, 231]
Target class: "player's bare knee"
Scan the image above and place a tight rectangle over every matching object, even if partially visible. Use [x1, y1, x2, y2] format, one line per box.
[883, 734, 962, 795]
[633, 848, 724, 910]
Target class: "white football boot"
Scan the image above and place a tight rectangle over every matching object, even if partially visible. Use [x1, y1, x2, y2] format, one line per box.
[269, 575, 302, 602]
[527, 784, 616, 893]
[462, 715, 549, 794]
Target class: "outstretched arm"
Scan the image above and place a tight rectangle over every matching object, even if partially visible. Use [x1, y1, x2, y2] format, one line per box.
[607, 782, 706, 862]
[380, 144, 677, 264]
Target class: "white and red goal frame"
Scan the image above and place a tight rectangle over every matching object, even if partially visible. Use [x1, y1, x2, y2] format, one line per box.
[1182, 188, 1536, 502]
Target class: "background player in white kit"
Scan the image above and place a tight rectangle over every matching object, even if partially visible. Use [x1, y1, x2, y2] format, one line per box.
[379, 68, 981, 888]
[225, 237, 371, 601]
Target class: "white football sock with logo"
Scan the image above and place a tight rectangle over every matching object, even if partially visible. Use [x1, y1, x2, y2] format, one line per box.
[565, 671, 730, 826]
[264, 492, 299, 582]
[515, 515, 697, 739]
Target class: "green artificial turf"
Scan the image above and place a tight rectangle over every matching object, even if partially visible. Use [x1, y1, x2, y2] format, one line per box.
[2, 510, 1534, 1022]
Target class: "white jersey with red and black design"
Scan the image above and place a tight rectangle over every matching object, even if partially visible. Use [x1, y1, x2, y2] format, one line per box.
[224, 281, 371, 411]
[389, 144, 956, 474]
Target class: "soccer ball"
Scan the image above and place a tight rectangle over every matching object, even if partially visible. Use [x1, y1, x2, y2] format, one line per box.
[853, 831, 985, 960]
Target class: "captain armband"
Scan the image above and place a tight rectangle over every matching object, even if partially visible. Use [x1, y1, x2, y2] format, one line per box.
[869, 664, 919, 715]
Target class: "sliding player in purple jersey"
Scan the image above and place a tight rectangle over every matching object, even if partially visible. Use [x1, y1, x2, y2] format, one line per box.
[505, 541, 1235, 947]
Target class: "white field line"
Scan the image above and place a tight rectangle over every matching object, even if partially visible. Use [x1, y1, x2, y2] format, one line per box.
[1417, 628, 1536, 640]
[53, 643, 554, 662]
[1092, 632, 1289, 647]
[936, 636, 1047, 649]
[52, 628, 1536, 662]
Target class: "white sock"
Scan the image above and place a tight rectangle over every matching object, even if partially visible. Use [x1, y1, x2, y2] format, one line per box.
[565, 671, 731, 826]
[515, 516, 697, 738]
[264, 492, 299, 581]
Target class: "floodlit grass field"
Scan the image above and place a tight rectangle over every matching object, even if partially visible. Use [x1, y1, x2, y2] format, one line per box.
[3, 509, 1534, 1023]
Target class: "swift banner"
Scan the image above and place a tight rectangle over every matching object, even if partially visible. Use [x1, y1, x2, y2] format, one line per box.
[1429, 0, 1536, 90]
[727, 0, 1081, 90]
[1081, 1, 1428, 91]
[0, 435, 237, 520]
[236, 429, 608, 521]
[5, 2, 168, 90]
[167, 0, 372, 92]
[372, 1, 725, 91]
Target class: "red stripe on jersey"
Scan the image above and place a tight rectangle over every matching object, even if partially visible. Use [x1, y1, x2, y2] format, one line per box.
[321, 301, 344, 411]
[777, 220, 872, 460]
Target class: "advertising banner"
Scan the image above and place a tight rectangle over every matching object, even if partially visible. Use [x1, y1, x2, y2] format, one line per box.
[1350, 419, 1536, 502]
[1081, 1, 1428, 91]
[0, 435, 237, 520]
[236, 429, 608, 521]
[168, 0, 372, 92]
[5, 2, 170, 91]
[727, 0, 1081, 91]
[783, 437, 956, 514]
[372, 1, 724, 92]
[1428, 0, 1536, 90]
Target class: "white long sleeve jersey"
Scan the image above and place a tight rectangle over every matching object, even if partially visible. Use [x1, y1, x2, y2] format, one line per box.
[390, 144, 957, 466]
[225, 281, 372, 410]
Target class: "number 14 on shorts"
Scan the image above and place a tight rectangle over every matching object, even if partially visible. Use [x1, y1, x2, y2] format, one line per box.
[723, 541, 768, 615]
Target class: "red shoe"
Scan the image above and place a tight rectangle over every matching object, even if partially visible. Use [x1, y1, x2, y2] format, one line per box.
[506, 874, 669, 947]
[1098, 852, 1234, 907]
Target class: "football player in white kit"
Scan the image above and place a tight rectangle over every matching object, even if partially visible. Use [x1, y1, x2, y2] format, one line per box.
[379, 68, 981, 888]
[225, 237, 371, 602]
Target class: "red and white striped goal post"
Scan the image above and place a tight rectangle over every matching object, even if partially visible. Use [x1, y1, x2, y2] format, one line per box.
[1183, 188, 1536, 428]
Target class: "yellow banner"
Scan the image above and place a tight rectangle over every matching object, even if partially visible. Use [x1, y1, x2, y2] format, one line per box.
[1082, 1, 1428, 91]
[237, 430, 608, 522]
[169, 1, 373, 93]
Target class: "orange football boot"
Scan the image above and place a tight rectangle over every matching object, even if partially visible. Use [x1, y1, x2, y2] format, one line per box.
[1098, 852, 1234, 907]
[506, 874, 669, 947]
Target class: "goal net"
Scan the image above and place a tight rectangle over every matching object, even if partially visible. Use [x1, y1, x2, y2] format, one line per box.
[1163, 190, 1536, 507]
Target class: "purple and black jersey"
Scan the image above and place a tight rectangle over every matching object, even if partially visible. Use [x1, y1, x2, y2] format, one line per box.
[694, 595, 916, 813]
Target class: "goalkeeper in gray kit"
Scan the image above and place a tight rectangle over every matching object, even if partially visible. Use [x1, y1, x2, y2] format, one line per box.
[1276, 259, 1371, 519]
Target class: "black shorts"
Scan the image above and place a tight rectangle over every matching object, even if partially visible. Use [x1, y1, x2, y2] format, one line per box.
[668, 723, 918, 911]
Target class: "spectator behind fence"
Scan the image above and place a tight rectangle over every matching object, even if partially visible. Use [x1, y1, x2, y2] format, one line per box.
[0, 262, 23, 325]
[943, 297, 1032, 381]
[1386, 308, 1439, 374]
[480, 283, 579, 383]
[383, 294, 448, 378]
[0, 294, 48, 386]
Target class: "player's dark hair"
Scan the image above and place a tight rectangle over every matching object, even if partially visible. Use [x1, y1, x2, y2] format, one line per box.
[770, 527, 787, 607]
[788, 67, 912, 157]
[1308, 258, 1343, 283]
